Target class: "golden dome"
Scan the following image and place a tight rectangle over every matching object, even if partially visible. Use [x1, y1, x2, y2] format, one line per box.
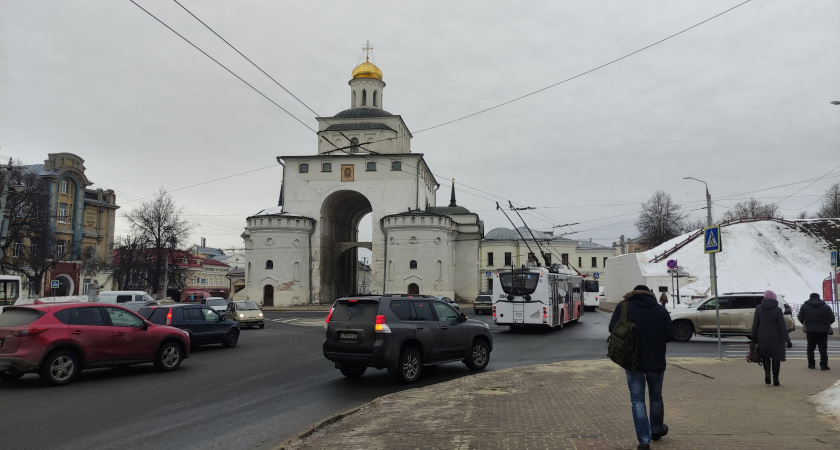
[351, 59, 383, 80]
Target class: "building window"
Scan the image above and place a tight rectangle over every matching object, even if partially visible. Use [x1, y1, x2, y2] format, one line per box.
[409, 260, 417, 269]
[544, 253, 552, 265]
[266, 260, 273, 269]
[391, 161, 401, 171]
[58, 203, 68, 223]
[578, 257, 582, 268]
[487, 252, 494, 266]
[504, 252, 512, 266]
[591, 257, 597, 268]
[82, 278, 91, 296]
[299, 163, 309, 173]
[561, 253, 569, 266]
[604, 257, 608, 267]
[527, 252, 536, 264]
[322, 162, 332, 172]
[487, 278, 493, 292]
[60, 180, 69, 194]
[13, 242, 22, 258]
[352, 91, 356, 107]
[56, 241, 66, 259]
[373, 90, 378, 107]
[351, 138, 359, 152]
[362, 89, 367, 105]
[366, 162, 377, 171]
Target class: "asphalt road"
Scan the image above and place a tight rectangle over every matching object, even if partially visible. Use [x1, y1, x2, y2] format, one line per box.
[0, 309, 822, 449]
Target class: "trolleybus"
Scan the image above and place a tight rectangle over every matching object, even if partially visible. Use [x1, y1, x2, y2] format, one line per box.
[583, 279, 600, 312]
[491, 265, 584, 329]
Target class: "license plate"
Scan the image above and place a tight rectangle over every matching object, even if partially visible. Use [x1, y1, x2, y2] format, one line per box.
[514, 312, 523, 319]
[339, 331, 358, 340]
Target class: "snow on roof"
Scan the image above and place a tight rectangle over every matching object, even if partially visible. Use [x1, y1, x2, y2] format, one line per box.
[638, 220, 833, 304]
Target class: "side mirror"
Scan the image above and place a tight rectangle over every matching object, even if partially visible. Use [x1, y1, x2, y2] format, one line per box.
[141, 321, 149, 331]
[459, 312, 467, 322]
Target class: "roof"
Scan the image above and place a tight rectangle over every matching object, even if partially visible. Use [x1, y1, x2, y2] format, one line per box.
[485, 227, 553, 241]
[324, 122, 395, 132]
[427, 205, 472, 215]
[333, 108, 394, 119]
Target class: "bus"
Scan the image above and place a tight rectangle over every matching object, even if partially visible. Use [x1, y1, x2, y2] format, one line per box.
[0, 275, 23, 313]
[583, 279, 600, 312]
[491, 265, 584, 329]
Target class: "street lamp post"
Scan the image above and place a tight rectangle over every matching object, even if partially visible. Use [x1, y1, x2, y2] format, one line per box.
[684, 177, 721, 359]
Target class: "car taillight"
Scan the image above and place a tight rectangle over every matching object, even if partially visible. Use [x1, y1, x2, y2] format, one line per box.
[543, 306, 547, 320]
[12, 328, 48, 337]
[166, 309, 172, 325]
[374, 314, 391, 333]
[325, 308, 334, 323]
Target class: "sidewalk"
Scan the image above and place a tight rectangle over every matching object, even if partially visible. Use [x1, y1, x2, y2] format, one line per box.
[280, 357, 840, 449]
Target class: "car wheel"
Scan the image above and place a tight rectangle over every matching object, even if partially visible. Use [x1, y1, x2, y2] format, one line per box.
[464, 339, 490, 371]
[393, 348, 422, 384]
[40, 350, 78, 386]
[339, 363, 367, 378]
[258, 323, 265, 329]
[154, 342, 183, 372]
[0, 371, 25, 382]
[222, 330, 240, 348]
[673, 321, 694, 342]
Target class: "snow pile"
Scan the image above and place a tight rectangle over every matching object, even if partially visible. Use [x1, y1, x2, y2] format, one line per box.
[814, 380, 840, 431]
[640, 221, 834, 305]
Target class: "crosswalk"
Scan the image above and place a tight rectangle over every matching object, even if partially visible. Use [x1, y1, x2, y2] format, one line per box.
[267, 317, 325, 328]
[725, 343, 840, 358]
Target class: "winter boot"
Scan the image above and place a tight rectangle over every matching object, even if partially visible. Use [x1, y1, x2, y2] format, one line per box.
[763, 359, 771, 385]
[772, 360, 781, 386]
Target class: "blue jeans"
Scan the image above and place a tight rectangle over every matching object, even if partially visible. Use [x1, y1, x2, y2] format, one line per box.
[625, 370, 665, 445]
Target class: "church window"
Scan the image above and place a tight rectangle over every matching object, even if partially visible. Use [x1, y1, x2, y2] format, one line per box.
[322, 163, 332, 172]
[409, 260, 417, 269]
[352, 91, 356, 107]
[366, 162, 376, 171]
[266, 260, 273, 269]
[437, 261, 442, 280]
[299, 163, 309, 173]
[487, 252, 494, 266]
[373, 90, 378, 107]
[391, 161, 401, 171]
[293, 262, 300, 281]
[362, 89, 367, 106]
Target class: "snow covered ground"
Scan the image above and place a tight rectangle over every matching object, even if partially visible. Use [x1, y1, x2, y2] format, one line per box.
[642, 221, 837, 307]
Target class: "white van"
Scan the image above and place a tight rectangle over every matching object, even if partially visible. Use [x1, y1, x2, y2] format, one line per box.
[97, 291, 156, 304]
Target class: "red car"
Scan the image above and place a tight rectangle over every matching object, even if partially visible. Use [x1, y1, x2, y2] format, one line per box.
[0, 303, 190, 386]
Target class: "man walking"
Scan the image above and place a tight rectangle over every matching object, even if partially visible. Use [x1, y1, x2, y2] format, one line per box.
[609, 285, 675, 450]
[797, 293, 835, 370]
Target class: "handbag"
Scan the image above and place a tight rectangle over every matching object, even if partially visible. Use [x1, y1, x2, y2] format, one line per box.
[747, 341, 761, 364]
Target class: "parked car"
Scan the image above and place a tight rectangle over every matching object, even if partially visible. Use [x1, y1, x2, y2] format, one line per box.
[201, 297, 229, 312]
[224, 301, 264, 329]
[0, 303, 189, 386]
[433, 296, 460, 311]
[323, 294, 493, 384]
[138, 304, 240, 348]
[669, 292, 796, 342]
[97, 291, 156, 305]
[473, 294, 492, 315]
[121, 300, 161, 313]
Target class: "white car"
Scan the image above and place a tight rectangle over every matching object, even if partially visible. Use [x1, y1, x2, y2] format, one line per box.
[669, 292, 795, 342]
[201, 297, 229, 312]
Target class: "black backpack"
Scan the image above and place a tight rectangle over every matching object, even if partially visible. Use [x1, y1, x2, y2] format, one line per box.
[607, 299, 638, 371]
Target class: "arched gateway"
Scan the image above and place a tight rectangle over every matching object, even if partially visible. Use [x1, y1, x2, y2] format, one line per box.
[241, 45, 483, 306]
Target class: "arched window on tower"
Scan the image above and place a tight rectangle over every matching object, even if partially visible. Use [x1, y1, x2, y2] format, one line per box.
[362, 89, 367, 106]
[409, 260, 417, 270]
[266, 260, 273, 269]
[352, 91, 356, 107]
[373, 90, 378, 107]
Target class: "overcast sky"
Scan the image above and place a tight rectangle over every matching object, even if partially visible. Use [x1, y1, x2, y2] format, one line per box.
[2, 0, 839, 253]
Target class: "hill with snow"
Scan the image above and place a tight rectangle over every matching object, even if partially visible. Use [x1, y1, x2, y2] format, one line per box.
[640, 220, 837, 305]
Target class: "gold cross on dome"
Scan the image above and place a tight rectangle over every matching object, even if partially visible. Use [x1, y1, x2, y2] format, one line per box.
[363, 41, 374, 62]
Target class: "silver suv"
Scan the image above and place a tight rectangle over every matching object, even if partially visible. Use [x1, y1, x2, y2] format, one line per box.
[670, 292, 795, 342]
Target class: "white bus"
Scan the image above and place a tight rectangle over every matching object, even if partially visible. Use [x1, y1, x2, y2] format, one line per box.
[491, 265, 584, 329]
[0, 275, 23, 313]
[582, 279, 600, 312]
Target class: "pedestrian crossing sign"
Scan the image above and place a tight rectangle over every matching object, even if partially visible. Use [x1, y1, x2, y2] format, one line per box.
[832, 250, 838, 267]
[704, 225, 722, 254]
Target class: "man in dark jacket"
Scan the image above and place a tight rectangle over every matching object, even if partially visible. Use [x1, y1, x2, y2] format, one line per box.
[798, 293, 836, 370]
[609, 285, 675, 450]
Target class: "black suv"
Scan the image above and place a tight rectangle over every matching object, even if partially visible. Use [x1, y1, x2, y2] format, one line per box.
[138, 304, 240, 348]
[323, 294, 493, 384]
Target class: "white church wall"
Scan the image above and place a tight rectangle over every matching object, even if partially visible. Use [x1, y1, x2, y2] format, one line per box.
[243, 215, 313, 306]
[383, 214, 453, 296]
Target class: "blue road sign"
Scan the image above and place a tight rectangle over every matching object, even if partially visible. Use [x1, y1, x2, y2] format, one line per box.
[704, 225, 722, 254]
[832, 250, 838, 267]
[51, 280, 60, 289]
[593, 272, 600, 279]
[666, 259, 677, 269]
[485, 271, 491, 277]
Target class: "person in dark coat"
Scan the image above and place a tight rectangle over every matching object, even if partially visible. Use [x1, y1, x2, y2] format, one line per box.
[659, 292, 668, 307]
[751, 290, 792, 386]
[797, 293, 835, 370]
[609, 285, 675, 449]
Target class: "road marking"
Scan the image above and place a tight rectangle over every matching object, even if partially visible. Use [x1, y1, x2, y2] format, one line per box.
[268, 317, 325, 327]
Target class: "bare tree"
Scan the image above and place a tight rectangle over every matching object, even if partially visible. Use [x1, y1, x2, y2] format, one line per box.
[0, 164, 69, 296]
[795, 210, 809, 220]
[683, 218, 707, 233]
[635, 190, 686, 247]
[124, 188, 194, 295]
[721, 197, 781, 222]
[815, 183, 840, 218]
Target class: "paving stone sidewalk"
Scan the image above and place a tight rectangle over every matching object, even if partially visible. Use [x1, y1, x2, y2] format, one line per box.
[280, 358, 840, 450]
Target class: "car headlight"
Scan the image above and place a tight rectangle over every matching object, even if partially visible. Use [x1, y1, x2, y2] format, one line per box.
[239, 313, 245, 319]
[258, 313, 263, 318]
